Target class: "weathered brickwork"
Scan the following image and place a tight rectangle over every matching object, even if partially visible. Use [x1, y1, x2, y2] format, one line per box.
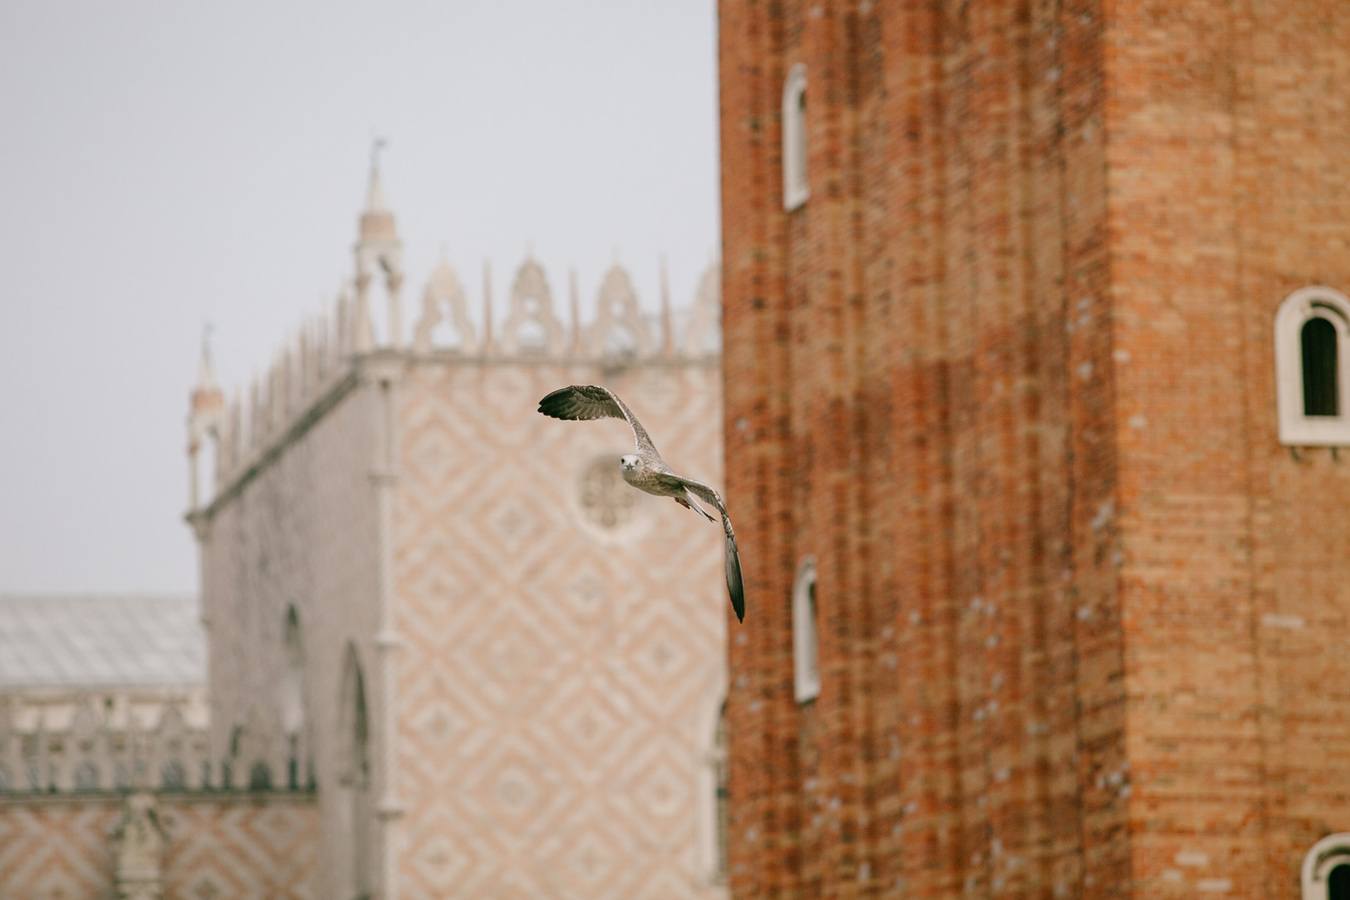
[718, 0, 1350, 897]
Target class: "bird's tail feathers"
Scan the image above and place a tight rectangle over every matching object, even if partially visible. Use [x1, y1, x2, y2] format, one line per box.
[725, 531, 745, 623]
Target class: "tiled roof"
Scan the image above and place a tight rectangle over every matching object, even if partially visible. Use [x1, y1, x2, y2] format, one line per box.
[0, 594, 205, 688]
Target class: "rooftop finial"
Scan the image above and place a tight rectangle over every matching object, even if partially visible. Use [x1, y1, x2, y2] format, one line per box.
[569, 268, 582, 353]
[481, 260, 494, 353]
[365, 135, 389, 212]
[659, 255, 673, 356]
[196, 321, 218, 389]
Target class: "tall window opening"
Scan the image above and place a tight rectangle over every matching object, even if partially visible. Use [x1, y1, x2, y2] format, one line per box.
[339, 644, 373, 899]
[793, 557, 820, 703]
[1302, 316, 1339, 416]
[1330, 865, 1350, 900]
[782, 64, 809, 211]
[1302, 834, 1350, 899]
[281, 606, 306, 789]
[1275, 287, 1350, 445]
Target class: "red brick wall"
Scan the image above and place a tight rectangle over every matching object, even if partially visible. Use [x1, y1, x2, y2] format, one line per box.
[1106, 0, 1350, 896]
[718, 0, 1350, 897]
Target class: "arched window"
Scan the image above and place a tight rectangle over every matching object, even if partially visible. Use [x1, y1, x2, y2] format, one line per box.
[782, 63, 809, 211]
[1302, 834, 1350, 899]
[281, 606, 306, 788]
[517, 316, 547, 353]
[339, 644, 373, 899]
[1275, 286, 1350, 445]
[281, 608, 305, 736]
[1302, 317, 1339, 416]
[793, 557, 821, 703]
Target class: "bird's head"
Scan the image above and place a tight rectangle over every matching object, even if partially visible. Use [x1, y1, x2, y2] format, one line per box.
[619, 454, 640, 473]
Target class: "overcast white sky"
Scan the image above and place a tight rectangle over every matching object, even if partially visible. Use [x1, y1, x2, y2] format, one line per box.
[0, 0, 719, 593]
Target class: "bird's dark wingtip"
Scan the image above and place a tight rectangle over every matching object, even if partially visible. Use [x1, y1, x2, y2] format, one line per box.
[537, 389, 568, 419]
[726, 535, 745, 623]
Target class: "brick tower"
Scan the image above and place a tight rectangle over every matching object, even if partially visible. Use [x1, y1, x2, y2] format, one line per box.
[718, 1, 1350, 897]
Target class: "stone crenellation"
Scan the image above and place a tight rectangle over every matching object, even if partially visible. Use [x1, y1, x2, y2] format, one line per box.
[188, 250, 721, 517]
[179, 154, 731, 898]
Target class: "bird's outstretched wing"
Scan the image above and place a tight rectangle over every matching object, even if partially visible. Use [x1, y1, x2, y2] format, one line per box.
[659, 473, 745, 623]
[537, 384, 661, 459]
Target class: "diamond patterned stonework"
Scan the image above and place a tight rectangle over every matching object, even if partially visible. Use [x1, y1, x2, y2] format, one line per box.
[0, 795, 318, 899]
[394, 359, 729, 899]
[187, 233, 730, 896]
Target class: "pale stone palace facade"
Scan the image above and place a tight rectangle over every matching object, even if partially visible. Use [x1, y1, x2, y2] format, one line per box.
[0, 162, 730, 900]
[189, 161, 731, 898]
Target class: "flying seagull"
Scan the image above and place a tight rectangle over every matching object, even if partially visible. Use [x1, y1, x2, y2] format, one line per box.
[537, 384, 745, 622]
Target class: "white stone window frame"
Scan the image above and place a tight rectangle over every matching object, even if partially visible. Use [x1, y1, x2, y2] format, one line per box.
[793, 556, 820, 704]
[1275, 285, 1350, 446]
[782, 63, 809, 212]
[1302, 833, 1350, 899]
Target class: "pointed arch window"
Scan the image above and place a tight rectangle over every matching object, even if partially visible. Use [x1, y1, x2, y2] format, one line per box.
[793, 557, 820, 703]
[782, 63, 809, 211]
[281, 606, 307, 789]
[1276, 286, 1350, 445]
[1303, 834, 1350, 899]
[339, 644, 374, 899]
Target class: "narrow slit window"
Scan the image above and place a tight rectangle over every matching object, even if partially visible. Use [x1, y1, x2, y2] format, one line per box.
[794, 89, 807, 186]
[793, 558, 820, 703]
[804, 580, 818, 683]
[782, 64, 809, 210]
[1302, 316, 1339, 416]
[1331, 864, 1350, 900]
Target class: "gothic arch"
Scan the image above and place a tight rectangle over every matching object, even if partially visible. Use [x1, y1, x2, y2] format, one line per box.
[338, 643, 370, 786]
[585, 264, 653, 359]
[338, 642, 374, 898]
[499, 258, 566, 355]
[412, 259, 478, 352]
[281, 605, 310, 789]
